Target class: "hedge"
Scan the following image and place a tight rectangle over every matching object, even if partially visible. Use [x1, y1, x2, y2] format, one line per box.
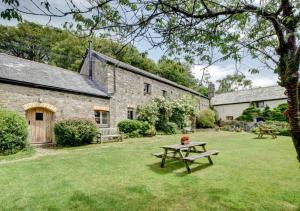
[0, 108, 28, 155]
[54, 118, 98, 146]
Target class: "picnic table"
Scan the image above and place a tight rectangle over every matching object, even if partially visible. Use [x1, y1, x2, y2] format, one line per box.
[257, 127, 279, 139]
[153, 142, 219, 174]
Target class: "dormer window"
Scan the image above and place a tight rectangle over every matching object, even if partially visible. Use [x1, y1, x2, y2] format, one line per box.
[144, 83, 151, 94]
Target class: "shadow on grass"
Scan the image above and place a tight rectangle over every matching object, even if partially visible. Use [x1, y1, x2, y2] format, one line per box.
[148, 160, 212, 176]
[253, 137, 269, 140]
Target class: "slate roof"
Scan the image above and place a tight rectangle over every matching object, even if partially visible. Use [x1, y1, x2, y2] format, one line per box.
[91, 51, 208, 98]
[211, 85, 287, 106]
[0, 53, 108, 98]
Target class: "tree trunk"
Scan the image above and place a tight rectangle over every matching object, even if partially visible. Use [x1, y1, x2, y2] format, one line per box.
[286, 83, 300, 162]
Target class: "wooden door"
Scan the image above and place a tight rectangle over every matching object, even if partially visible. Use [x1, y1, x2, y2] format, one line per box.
[26, 108, 54, 144]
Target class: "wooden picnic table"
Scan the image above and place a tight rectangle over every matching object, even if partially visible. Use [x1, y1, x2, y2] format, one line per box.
[258, 127, 279, 139]
[153, 142, 219, 174]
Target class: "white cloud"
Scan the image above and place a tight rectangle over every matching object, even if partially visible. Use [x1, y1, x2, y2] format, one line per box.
[192, 64, 278, 88]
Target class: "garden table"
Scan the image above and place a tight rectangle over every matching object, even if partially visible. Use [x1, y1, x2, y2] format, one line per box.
[154, 142, 219, 173]
[258, 128, 278, 139]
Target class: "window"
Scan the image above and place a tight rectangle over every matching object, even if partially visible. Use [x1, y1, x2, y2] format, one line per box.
[127, 108, 134, 120]
[94, 111, 109, 127]
[144, 83, 151, 94]
[35, 113, 43, 121]
[226, 116, 233, 121]
[255, 101, 264, 108]
[162, 90, 167, 98]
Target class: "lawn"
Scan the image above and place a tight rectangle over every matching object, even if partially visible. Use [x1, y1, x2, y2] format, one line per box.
[0, 131, 299, 210]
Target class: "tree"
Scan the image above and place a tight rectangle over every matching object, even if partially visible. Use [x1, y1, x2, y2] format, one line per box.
[216, 74, 252, 94]
[0, 21, 64, 62]
[2, 0, 299, 161]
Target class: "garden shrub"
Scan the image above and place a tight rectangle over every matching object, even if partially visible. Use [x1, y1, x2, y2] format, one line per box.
[271, 103, 288, 122]
[136, 102, 159, 125]
[128, 130, 141, 138]
[196, 109, 215, 128]
[170, 96, 197, 129]
[163, 122, 178, 134]
[251, 121, 290, 136]
[54, 118, 98, 146]
[118, 119, 155, 137]
[118, 120, 143, 134]
[143, 125, 157, 137]
[237, 103, 288, 122]
[0, 108, 28, 155]
[137, 96, 197, 133]
[236, 106, 261, 122]
[262, 106, 272, 121]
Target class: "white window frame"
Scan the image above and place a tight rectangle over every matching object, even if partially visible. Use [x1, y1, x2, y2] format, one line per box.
[94, 110, 109, 128]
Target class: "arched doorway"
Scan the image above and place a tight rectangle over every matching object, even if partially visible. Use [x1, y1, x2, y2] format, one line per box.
[24, 103, 56, 144]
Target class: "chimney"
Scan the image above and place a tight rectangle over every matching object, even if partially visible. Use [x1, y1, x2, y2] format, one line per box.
[208, 82, 215, 99]
[88, 40, 93, 80]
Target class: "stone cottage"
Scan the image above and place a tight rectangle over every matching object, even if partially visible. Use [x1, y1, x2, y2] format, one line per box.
[0, 52, 209, 144]
[211, 86, 287, 120]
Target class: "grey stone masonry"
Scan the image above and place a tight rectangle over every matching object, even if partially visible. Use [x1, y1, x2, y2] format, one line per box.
[0, 83, 109, 121]
[80, 51, 210, 127]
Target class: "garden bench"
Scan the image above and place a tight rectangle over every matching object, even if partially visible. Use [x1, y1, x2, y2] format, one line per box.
[96, 127, 123, 144]
[257, 127, 279, 139]
[153, 142, 219, 174]
[183, 150, 219, 164]
[182, 127, 194, 133]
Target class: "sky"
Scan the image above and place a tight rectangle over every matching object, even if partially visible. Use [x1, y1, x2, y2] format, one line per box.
[0, 0, 279, 88]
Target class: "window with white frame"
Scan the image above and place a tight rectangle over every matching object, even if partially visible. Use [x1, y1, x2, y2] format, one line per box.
[94, 110, 109, 127]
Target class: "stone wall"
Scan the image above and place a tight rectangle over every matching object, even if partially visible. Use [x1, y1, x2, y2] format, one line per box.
[0, 83, 109, 121]
[81, 56, 210, 127]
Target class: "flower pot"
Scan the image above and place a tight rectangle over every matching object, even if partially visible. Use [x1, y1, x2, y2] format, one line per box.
[180, 134, 190, 145]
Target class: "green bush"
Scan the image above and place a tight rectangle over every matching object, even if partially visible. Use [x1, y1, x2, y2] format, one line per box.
[196, 109, 215, 128]
[54, 119, 98, 146]
[137, 96, 197, 132]
[118, 120, 143, 134]
[271, 103, 288, 122]
[128, 130, 141, 138]
[236, 106, 261, 122]
[252, 121, 290, 136]
[136, 103, 159, 126]
[0, 108, 28, 155]
[143, 125, 157, 137]
[118, 120, 155, 137]
[163, 122, 178, 134]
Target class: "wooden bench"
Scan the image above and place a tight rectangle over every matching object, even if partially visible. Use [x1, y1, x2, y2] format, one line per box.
[96, 128, 123, 144]
[182, 127, 194, 133]
[183, 150, 219, 163]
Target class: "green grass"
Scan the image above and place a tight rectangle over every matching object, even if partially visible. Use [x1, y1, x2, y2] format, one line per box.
[0, 131, 299, 210]
[0, 147, 35, 162]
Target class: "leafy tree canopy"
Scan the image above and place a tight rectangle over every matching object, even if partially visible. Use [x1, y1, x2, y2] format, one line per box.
[0, 21, 207, 95]
[216, 74, 252, 94]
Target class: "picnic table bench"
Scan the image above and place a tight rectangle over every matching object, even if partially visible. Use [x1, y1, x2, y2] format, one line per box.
[96, 127, 123, 144]
[153, 142, 219, 174]
[257, 127, 279, 139]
